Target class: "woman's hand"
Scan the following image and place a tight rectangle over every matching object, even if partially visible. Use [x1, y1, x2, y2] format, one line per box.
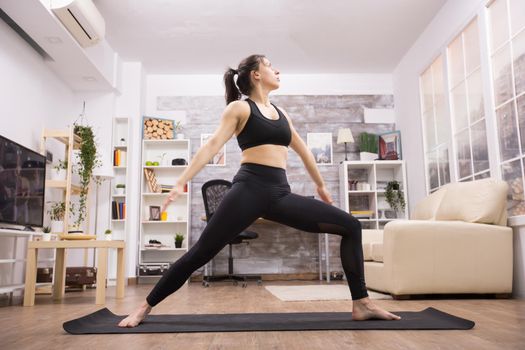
[317, 185, 334, 205]
[161, 183, 185, 213]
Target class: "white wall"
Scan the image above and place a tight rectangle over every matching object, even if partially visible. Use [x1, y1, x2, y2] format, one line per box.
[0, 18, 76, 148]
[393, 0, 524, 298]
[0, 15, 78, 291]
[146, 73, 393, 116]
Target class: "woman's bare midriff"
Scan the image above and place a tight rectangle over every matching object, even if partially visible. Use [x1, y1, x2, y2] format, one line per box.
[240, 144, 288, 169]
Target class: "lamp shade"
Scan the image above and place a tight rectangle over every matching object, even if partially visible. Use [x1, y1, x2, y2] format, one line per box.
[337, 128, 354, 144]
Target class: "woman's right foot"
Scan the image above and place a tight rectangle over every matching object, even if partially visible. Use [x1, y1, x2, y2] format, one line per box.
[118, 302, 152, 328]
[351, 297, 401, 321]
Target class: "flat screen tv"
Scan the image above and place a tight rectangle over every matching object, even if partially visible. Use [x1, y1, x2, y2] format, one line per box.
[0, 135, 46, 229]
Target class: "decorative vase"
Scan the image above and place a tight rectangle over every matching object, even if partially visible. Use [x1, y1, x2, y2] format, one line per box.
[42, 233, 52, 241]
[175, 241, 182, 248]
[105, 234, 112, 241]
[359, 152, 378, 161]
[115, 187, 125, 196]
[51, 220, 64, 233]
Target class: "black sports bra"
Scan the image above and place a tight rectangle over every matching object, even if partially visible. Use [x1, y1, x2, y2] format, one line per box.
[236, 98, 292, 151]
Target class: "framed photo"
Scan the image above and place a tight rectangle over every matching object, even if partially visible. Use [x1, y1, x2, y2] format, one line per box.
[378, 130, 402, 160]
[201, 133, 226, 166]
[149, 205, 161, 221]
[307, 132, 333, 165]
[142, 116, 174, 140]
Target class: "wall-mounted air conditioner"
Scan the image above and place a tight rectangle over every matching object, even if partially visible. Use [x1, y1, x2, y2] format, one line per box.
[51, 0, 105, 48]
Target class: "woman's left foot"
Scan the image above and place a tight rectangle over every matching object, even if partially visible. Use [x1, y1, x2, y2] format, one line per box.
[351, 297, 401, 321]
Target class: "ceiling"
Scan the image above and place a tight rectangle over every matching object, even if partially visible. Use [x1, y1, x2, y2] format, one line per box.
[95, 0, 447, 74]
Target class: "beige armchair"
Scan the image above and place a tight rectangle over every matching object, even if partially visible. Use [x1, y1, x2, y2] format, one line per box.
[362, 178, 513, 298]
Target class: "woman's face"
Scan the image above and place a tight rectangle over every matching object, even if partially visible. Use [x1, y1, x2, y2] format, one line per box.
[253, 57, 280, 90]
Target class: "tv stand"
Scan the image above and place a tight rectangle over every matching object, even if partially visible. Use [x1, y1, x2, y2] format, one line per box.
[23, 225, 35, 232]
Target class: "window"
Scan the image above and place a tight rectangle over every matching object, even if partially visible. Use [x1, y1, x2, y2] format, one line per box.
[487, 0, 525, 216]
[419, 55, 451, 192]
[447, 18, 491, 182]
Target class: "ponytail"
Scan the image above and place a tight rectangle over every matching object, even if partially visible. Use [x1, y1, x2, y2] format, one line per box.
[224, 68, 241, 105]
[223, 54, 266, 105]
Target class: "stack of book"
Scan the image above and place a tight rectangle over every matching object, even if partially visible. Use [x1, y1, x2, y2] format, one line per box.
[112, 201, 126, 220]
[159, 184, 174, 193]
[113, 149, 127, 166]
[351, 210, 374, 219]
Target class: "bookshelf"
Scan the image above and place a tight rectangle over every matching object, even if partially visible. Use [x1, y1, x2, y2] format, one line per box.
[138, 139, 191, 283]
[339, 160, 408, 229]
[108, 117, 131, 280]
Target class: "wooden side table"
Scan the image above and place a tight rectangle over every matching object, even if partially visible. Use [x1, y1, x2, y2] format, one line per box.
[23, 240, 125, 306]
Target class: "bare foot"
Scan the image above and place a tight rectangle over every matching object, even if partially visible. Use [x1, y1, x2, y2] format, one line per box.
[118, 302, 152, 327]
[352, 297, 401, 321]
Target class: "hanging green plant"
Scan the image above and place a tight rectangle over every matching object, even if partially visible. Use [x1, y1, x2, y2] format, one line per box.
[385, 180, 406, 212]
[73, 124, 101, 228]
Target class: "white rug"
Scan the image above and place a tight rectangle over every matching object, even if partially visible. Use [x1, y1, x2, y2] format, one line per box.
[265, 285, 393, 301]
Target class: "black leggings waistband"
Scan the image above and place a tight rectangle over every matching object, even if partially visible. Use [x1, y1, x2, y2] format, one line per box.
[233, 162, 288, 185]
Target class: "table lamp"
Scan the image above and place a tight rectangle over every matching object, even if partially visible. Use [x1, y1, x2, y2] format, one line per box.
[337, 128, 354, 162]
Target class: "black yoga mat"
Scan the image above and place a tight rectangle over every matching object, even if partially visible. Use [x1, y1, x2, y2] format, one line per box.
[63, 307, 474, 334]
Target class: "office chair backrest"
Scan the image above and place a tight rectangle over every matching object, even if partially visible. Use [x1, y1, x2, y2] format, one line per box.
[201, 179, 232, 220]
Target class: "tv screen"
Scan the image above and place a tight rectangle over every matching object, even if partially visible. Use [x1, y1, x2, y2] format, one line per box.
[0, 135, 46, 228]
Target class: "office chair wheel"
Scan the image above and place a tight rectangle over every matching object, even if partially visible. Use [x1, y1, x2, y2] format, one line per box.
[202, 281, 209, 287]
[233, 280, 238, 286]
[257, 280, 262, 286]
[242, 282, 247, 288]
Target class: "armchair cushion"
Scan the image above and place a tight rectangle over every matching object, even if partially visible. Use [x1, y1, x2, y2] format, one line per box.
[363, 243, 373, 261]
[370, 242, 384, 262]
[411, 187, 447, 220]
[434, 178, 508, 226]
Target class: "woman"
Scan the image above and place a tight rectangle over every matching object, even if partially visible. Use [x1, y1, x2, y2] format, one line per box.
[119, 54, 401, 327]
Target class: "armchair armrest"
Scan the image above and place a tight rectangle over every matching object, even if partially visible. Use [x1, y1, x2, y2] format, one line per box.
[381, 220, 513, 295]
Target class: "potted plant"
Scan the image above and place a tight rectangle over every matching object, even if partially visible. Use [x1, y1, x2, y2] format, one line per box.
[175, 121, 184, 139]
[115, 183, 125, 195]
[119, 137, 126, 146]
[359, 132, 378, 161]
[104, 229, 112, 241]
[174, 233, 184, 248]
[385, 180, 406, 217]
[73, 124, 101, 230]
[42, 226, 52, 241]
[51, 159, 68, 181]
[48, 201, 65, 233]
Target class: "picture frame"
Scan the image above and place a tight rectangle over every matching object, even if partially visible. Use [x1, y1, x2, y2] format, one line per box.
[149, 205, 161, 221]
[307, 132, 333, 165]
[378, 130, 402, 160]
[201, 133, 226, 166]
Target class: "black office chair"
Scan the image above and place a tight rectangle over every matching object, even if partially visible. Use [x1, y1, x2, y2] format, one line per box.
[201, 179, 262, 288]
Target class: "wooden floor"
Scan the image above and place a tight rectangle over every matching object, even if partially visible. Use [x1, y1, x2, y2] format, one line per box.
[0, 281, 524, 350]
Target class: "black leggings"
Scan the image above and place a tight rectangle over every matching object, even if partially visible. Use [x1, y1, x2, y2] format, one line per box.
[146, 162, 368, 306]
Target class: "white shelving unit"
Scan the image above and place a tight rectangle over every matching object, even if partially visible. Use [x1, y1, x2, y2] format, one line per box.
[339, 160, 408, 229]
[0, 229, 54, 303]
[108, 117, 131, 280]
[138, 139, 191, 283]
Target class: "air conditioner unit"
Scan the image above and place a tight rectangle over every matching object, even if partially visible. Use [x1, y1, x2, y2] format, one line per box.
[51, 0, 105, 47]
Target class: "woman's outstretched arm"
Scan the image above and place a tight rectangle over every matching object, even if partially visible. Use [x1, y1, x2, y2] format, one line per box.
[162, 101, 243, 211]
[177, 102, 241, 185]
[280, 108, 333, 204]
